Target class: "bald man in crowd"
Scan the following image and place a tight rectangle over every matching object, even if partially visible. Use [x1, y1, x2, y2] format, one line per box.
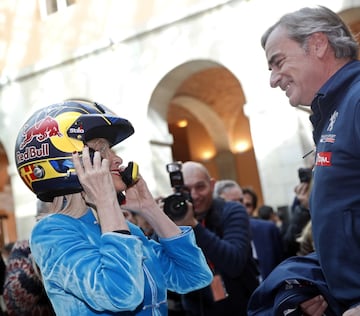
[176, 162, 259, 316]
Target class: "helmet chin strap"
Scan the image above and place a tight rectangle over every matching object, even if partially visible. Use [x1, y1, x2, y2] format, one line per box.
[80, 191, 97, 213]
[117, 192, 126, 204]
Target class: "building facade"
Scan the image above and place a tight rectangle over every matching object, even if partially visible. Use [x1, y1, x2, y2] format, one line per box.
[0, 0, 359, 241]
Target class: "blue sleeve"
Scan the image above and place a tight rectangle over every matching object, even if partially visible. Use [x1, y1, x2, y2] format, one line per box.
[193, 202, 252, 278]
[353, 96, 360, 155]
[248, 253, 345, 316]
[30, 215, 144, 312]
[152, 226, 213, 294]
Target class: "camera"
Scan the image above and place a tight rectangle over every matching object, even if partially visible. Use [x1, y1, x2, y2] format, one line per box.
[163, 161, 191, 221]
[298, 167, 312, 183]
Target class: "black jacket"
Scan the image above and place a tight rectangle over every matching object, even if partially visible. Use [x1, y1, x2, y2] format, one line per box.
[182, 199, 259, 316]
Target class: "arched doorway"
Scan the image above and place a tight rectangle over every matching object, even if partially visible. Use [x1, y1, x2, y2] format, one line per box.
[0, 142, 17, 247]
[149, 59, 264, 206]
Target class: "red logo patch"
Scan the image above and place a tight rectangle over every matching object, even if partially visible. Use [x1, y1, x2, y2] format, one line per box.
[316, 152, 332, 166]
[20, 116, 62, 150]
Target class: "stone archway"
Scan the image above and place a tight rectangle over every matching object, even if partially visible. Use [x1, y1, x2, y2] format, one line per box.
[339, 7, 360, 59]
[0, 142, 16, 246]
[148, 59, 264, 205]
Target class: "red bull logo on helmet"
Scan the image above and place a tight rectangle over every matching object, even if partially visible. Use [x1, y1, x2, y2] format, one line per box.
[19, 116, 63, 150]
[16, 143, 50, 165]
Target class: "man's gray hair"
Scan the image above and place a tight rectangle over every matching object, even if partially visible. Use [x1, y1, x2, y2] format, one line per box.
[213, 179, 240, 199]
[261, 6, 359, 59]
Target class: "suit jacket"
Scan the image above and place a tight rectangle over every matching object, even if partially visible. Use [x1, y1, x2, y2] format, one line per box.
[182, 199, 259, 316]
[250, 218, 284, 280]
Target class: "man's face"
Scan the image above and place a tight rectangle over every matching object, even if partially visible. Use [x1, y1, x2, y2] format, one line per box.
[182, 169, 214, 216]
[220, 187, 244, 204]
[243, 193, 255, 216]
[265, 26, 321, 106]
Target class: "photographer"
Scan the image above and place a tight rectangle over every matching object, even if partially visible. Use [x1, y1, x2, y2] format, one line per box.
[171, 161, 259, 316]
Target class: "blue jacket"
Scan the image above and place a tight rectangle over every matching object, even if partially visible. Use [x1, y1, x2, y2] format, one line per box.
[182, 199, 259, 316]
[29, 209, 213, 315]
[250, 218, 284, 280]
[310, 60, 360, 307]
[248, 252, 346, 316]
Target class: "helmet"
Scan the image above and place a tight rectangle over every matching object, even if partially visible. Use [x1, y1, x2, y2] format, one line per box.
[15, 100, 134, 201]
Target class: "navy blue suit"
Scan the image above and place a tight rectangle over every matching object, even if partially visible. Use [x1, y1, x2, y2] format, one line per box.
[250, 218, 284, 280]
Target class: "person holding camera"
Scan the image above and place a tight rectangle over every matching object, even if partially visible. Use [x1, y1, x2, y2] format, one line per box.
[173, 161, 259, 316]
[281, 169, 312, 259]
[14, 100, 213, 316]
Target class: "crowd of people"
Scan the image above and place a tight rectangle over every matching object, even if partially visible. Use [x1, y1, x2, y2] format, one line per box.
[1, 4, 359, 315]
[7, 100, 311, 316]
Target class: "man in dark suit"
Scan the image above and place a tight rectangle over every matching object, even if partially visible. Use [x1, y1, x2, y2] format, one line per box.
[214, 180, 284, 280]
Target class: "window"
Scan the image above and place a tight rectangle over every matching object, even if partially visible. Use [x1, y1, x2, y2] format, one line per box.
[39, 0, 75, 18]
[45, 0, 57, 15]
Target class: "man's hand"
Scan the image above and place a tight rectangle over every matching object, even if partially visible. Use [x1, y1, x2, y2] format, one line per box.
[343, 305, 360, 316]
[294, 182, 311, 209]
[300, 295, 327, 316]
[173, 202, 198, 228]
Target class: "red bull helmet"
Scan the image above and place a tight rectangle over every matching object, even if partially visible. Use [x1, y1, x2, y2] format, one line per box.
[15, 100, 134, 201]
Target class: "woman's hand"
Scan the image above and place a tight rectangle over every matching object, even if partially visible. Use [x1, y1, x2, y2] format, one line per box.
[72, 146, 128, 233]
[72, 146, 117, 204]
[122, 176, 157, 214]
[123, 177, 182, 238]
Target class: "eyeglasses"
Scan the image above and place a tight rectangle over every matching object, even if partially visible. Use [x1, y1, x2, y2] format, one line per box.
[244, 202, 254, 208]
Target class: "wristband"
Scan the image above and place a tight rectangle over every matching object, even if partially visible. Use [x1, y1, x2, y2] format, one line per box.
[113, 229, 131, 235]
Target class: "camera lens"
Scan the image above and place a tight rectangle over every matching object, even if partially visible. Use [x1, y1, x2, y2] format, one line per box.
[163, 194, 188, 221]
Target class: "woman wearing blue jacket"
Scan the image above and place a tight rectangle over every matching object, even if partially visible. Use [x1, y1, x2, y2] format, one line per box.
[14, 100, 212, 315]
